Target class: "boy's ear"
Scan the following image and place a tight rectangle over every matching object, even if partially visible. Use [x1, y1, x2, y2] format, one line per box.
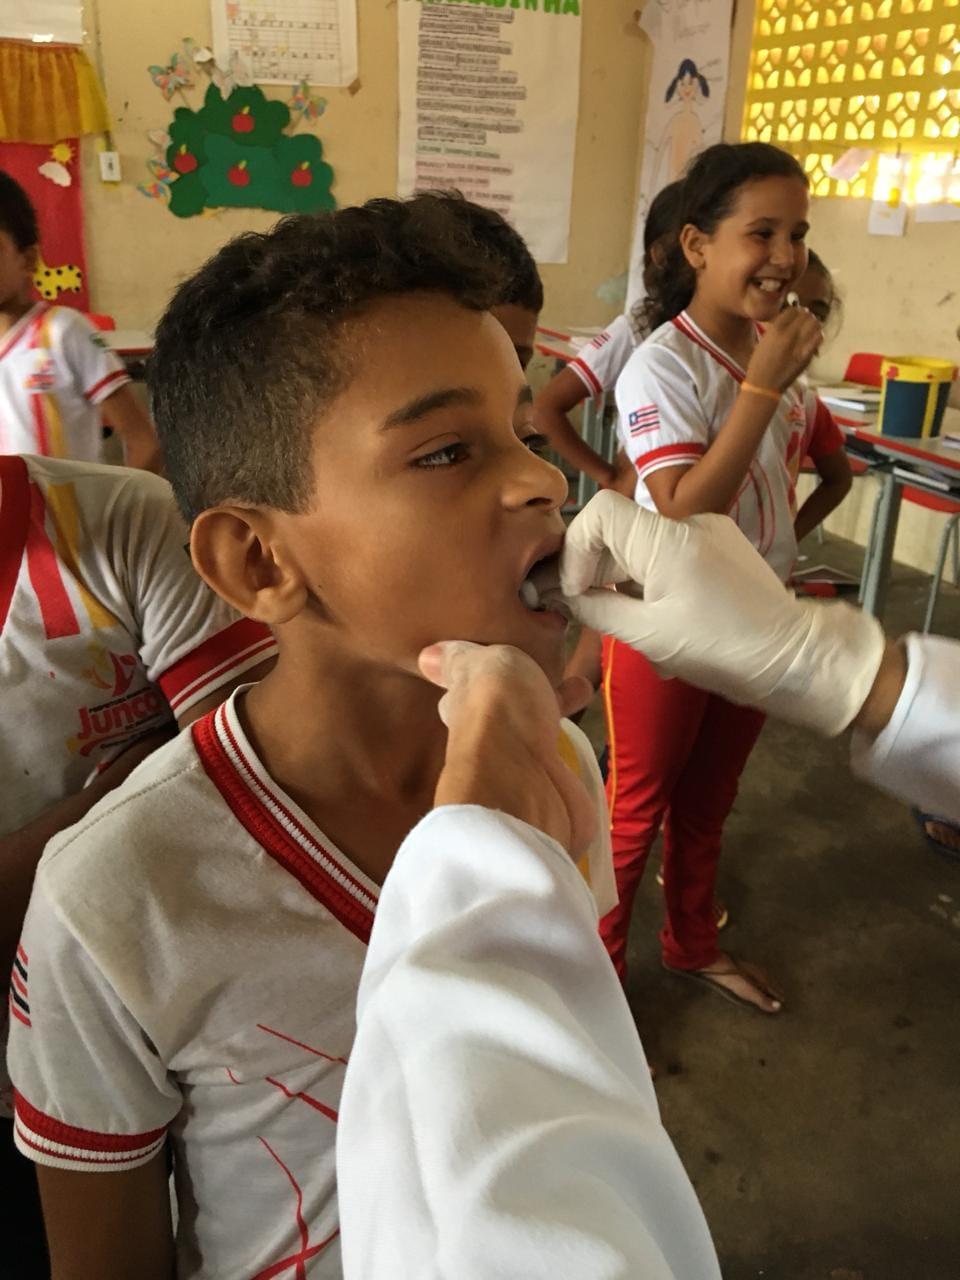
[190, 506, 308, 624]
[679, 222, 707, 271]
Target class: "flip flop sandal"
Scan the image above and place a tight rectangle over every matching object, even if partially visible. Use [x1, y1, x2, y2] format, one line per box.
[662, 959, 782, 1014]
[656, 865, 730, 930]
[913, 809, 960, 864]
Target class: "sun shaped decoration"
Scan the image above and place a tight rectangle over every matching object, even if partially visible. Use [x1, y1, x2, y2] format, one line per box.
[51, 141, 74, 165]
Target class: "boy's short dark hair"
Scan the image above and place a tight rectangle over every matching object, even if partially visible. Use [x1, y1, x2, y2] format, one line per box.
[0, 171, 39, 251]
[150, 196, 511, 523]
[429, 192, 543, 315]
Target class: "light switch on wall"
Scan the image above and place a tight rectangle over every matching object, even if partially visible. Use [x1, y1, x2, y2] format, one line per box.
[99, 151, 122, 183]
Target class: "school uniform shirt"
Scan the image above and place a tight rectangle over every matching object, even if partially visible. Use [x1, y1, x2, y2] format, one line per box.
[0, 454, 277, 837]
[7, 692, 613, 1280]
[615, 311, 844, 582]
[568, 313, 638, 400]
[0, 303, 129, 462]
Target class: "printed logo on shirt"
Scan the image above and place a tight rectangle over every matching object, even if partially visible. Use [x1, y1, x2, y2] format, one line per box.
[627, 405, 660, 437]
[24, 356, 57, 393]
[590, 331, 611, 350]
[89, 332, 108, 351]
[9, 945, 30, 1029]
[67, 644, 170, 758]
[80, 644, 139, 696]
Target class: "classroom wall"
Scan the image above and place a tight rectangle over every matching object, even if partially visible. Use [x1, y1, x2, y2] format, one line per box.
[80, 0, 647, 335]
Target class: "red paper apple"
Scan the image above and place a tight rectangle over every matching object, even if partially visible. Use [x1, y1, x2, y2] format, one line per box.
[173, 145, 198, 175]
[290, 161, 313, 188]
[232, 105, 255, 134]
[228, 160, 250, 187]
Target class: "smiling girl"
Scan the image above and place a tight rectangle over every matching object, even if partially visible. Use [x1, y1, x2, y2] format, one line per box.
[601, 143, 852, 1013]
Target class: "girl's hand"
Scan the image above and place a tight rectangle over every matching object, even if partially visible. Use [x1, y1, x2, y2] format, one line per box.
[746, 306, 823, 393]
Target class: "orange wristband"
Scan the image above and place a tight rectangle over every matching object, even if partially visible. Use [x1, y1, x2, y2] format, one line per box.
[741, 381, 781, 403]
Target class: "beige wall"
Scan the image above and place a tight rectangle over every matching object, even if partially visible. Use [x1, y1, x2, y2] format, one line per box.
[81, 0, 646, 333]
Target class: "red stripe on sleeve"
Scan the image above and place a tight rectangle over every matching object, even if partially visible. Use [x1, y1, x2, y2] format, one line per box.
[85, 368, 129, 404]
[157, 617, 276, 712]
[25, 483, 79, 639]
[635, 442, 706, 479]
[568, 356, 603, 399]
[0, 456, 31, 635]
[13, 1091, 167, 1154]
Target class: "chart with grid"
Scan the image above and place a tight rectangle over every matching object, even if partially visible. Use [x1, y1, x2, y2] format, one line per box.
[222, 0, 348, 85]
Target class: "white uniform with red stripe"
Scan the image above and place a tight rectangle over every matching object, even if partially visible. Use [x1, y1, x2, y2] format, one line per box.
[0, 303, 129, 462]
[7, 692, 611, 1279]
[614, 310, 844, 581]
[568, 313, 637, 401]
[0, 454, 277, 836]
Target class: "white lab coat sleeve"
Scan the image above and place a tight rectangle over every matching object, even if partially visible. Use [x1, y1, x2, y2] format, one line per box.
[851, 633, 960, 823]
[336, 805, 722, 1280]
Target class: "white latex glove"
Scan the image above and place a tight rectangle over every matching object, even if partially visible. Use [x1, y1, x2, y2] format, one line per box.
[554, 491, 886, 737]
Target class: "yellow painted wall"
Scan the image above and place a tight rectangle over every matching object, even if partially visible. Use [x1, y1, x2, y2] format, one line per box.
[80, 0, 646, 334]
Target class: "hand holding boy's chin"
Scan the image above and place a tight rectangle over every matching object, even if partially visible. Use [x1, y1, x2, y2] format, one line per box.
[418, 640, 595, 858]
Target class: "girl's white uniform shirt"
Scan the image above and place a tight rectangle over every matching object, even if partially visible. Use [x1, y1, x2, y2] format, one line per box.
[0, 304, 129, 462]
[615, 310, 843, 582]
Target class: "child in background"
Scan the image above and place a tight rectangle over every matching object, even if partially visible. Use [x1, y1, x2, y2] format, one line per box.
[793, 247, 839, 328]
[0, 455, 277, 1279]
[544, 182, 684, 697]
[604, 142, 852, 1012]
[7, 198, 612, 1279]
[439, 191, 544, 371]
[0, 171, 160, 470]
[532, 179, 683, 490]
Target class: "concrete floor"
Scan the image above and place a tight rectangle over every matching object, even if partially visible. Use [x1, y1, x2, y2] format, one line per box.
[578, 533, 960, 1280]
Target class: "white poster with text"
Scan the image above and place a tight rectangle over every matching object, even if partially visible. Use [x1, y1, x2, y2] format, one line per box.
[397, 0, 582, 264]
[627, 0, 733, 304]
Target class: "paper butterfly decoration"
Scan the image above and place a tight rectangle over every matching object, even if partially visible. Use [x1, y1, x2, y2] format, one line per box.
[212, 52, 253, 98]
[137, 156, 177, 202]
[287, 80, 326, 124]
[148, 51, 194, 100]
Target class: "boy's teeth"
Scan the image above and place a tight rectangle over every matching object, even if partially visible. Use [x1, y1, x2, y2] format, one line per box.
[520, 579, 540, 610]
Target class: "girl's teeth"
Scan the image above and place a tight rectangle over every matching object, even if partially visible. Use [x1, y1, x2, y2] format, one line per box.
[756, 279, 781, 293]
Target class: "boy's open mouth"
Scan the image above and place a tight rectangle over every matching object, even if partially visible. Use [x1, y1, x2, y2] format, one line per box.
[518, 538, 568, 620]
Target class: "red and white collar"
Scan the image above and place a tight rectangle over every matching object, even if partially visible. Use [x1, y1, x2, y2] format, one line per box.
[0, 303, 48, 362]
[671, 310, 750, 384]
[192, 691, 379, 944]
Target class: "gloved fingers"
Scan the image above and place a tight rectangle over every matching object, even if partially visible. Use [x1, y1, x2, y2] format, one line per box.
[559, 491, 662, 596]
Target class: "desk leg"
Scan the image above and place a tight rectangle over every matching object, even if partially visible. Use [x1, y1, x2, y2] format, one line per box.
[860, 470, 902, 619]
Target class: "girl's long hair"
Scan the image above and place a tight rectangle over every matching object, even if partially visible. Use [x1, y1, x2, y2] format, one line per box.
[638, 142, 808, 336]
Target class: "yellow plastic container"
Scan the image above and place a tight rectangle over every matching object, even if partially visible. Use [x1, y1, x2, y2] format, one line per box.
[878, 356, 957, 439]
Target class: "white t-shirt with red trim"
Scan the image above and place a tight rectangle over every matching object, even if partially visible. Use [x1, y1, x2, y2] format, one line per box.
[614, 311, 844, 581]
[7, 691, 612, 1279]
[0, 454, 278, 836]
[568, 313, 637, 400]
[0, 304, 129, 462]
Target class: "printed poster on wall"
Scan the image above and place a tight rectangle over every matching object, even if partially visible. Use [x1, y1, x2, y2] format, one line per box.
[626, 0, 734, 304]
[397, 0, 583, 265]
[211, 0, 358, 87]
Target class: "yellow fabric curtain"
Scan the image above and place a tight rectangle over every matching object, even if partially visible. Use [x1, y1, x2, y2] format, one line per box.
[0, 41, 110, 143]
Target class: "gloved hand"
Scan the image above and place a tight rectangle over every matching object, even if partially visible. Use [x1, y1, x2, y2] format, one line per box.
[554, 491, 887, 737]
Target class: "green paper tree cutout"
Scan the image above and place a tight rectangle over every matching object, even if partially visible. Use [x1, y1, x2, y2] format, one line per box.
[163, 84, 335, 218]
